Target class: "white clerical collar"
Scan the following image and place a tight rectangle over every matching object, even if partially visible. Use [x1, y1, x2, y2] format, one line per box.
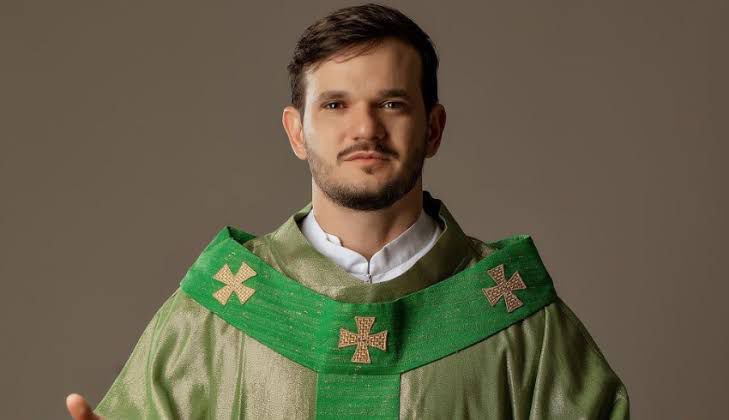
[299, 207, 442, 284]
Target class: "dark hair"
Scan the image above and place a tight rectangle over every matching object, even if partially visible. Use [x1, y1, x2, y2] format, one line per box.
[286, 3, 439, 117]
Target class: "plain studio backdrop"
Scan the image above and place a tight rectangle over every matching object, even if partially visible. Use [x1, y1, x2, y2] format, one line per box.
[1, 1, 727, 419]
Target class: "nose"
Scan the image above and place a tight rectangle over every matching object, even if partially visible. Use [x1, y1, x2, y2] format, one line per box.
[349, 104, 385, 142]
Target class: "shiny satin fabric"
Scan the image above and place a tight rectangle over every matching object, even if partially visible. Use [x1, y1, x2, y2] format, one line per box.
[95, 192, 629, 419]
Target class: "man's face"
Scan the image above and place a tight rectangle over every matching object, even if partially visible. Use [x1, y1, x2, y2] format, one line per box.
[298, 38, 433, 211]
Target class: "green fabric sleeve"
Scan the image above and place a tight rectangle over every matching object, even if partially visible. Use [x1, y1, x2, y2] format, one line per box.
[527, 297, 630, 419]
[94, 289, 182, 419]
[93, 289, 318, 420]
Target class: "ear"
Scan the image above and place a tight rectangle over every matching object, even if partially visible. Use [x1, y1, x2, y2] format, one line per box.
[282, 105, 307, 160]
[425, 103, 446, 158]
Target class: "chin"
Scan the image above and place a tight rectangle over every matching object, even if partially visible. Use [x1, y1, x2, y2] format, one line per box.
[356, 166, 397, 178]
[351, 175, 395, 189]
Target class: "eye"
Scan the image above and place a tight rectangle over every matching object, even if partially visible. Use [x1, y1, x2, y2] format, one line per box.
[323, 102, 343, 110]
[383, 101, 405, 109]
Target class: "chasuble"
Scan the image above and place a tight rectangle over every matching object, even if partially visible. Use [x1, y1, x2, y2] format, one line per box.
[95, 192, 629, 419]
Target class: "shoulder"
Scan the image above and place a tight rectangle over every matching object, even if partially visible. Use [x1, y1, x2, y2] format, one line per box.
[240, 232, 271, 255]
[464, 233, 623, 380]
[463, 232, 542, 261]
[514, 294, 621, 376]
[541, 297, 629, 399]
[538, 298, 630, 414]
[148, 288, 227, 335]
[465, 234, 497, 260]
[196, 224, 282, 271]
[238, 231, 283, 271]
[546, 297, 626, 378]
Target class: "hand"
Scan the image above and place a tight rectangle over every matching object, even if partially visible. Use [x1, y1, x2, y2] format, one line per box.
[66, 393, 102, 420]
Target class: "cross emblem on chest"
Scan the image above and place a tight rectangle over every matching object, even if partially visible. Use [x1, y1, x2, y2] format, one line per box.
[338, 316, 388, 364]
[483, 263, 527, 313]
[212, 262, 257, 305]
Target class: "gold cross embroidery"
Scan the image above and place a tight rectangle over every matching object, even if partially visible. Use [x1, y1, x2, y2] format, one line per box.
[338, 316, 388, 364]
[483, 264, 527, 312]
[212, 262, 257, 305]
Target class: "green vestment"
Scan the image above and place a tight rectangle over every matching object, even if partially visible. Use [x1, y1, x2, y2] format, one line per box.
[95, 192, 629, 419]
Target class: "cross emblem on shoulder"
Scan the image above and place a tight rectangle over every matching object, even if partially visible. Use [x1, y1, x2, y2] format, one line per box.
[212, 262, 257, 305]
[482, 263, 527, 313]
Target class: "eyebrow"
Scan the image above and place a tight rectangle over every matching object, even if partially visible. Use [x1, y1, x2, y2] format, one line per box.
[315, 89, 411, 102]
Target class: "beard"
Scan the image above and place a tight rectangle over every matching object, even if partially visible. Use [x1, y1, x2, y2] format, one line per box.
[304, 136, 426, 211]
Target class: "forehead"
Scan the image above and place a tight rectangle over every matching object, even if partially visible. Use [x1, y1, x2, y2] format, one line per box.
[304, 38, 422, 100]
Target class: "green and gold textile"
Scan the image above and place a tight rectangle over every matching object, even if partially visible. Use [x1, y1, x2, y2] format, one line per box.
[95, 192, 629, 419]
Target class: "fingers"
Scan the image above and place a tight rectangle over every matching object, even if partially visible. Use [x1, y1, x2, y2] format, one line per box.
[66, 393, 101, 420]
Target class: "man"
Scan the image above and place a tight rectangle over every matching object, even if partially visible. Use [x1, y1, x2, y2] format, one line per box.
[67, 3, 629, 419]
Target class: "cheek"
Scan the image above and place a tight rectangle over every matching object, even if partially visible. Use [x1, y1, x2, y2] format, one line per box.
[303, 129, 335, 161]
[388, 119, 426, 150]
[307, 114, 344, 142]
[308, 121, 350, 156]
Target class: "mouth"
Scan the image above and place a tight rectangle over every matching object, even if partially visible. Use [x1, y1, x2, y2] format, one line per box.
[343, 152, 390, 161]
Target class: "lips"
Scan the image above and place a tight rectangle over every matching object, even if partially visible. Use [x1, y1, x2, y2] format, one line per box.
[343, 151, 389, 161]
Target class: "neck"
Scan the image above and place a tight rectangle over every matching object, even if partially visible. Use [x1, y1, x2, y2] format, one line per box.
[311, 179, 424, 261]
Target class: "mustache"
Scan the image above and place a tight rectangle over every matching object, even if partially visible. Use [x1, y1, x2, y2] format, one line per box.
[338, 143, 397, 160]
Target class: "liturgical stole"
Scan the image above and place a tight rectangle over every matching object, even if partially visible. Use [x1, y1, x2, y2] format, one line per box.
[180, 226, 557, 419]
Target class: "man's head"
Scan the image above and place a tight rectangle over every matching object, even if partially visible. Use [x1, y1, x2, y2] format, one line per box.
[282, 3, 446, 211]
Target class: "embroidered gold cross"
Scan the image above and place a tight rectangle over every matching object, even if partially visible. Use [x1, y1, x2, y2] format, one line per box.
[212, 262, 257, 305]
[483, 264, 527, 313]
[338, 316, 388, 364]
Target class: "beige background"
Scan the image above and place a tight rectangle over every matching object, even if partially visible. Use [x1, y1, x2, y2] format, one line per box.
[1, 1, 727, 419]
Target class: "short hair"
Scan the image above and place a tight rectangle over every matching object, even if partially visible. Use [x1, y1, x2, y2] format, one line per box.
[286, 3, 440, 118]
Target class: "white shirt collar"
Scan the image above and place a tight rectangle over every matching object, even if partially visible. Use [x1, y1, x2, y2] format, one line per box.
[299, 207, 442, 284]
